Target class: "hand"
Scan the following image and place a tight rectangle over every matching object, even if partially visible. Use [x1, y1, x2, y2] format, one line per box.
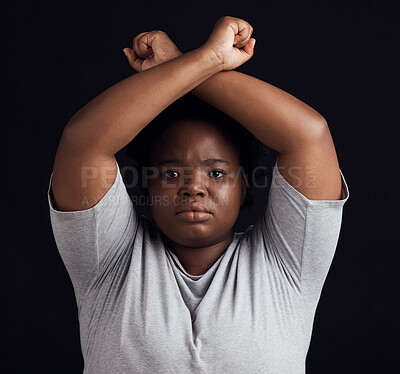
[123, 31, 183, 72]
[201, 16, 256, 71]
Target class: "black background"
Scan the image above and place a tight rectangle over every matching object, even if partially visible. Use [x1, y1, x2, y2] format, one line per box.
[5, 1, 399, 373]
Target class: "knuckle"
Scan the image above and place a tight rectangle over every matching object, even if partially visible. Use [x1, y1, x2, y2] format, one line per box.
[134, 31, 147, 39]
[155, 30, 167, 37]
[133, 37, 142, 45]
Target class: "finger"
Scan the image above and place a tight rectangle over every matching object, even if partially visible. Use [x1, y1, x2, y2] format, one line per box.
[242, 38, 256, 57]
[234, 24, 253, 49]
[133, 33, 154, 59]
[123, 47, 144, 72]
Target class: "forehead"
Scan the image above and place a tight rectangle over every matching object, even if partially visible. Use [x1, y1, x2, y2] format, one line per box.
[151, 120, 239, 164]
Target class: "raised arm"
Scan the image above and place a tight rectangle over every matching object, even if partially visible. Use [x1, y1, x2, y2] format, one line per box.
[51, 16, 256, 212]
[191, 71, 343, 201]
[125, 27, 342, 201]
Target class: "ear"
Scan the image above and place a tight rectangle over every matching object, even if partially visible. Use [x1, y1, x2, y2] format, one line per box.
[240, 173, 248, 206]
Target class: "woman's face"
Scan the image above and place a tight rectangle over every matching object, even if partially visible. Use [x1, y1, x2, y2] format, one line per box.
[147, 120, 247, 248]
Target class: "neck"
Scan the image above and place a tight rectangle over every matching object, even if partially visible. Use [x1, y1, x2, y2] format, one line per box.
[162, 230, 234, 276]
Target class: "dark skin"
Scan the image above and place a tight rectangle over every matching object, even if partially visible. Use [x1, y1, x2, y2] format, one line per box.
[147, 119, 247, 276]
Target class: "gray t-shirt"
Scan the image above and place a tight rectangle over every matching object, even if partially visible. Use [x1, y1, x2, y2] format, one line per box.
[47, 156, 349, 374]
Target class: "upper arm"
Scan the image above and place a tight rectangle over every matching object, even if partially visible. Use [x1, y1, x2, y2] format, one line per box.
[48, 126, 139, 302]
[247, 121, 349, 302]
[277, 121, 343, 201]
[51, 126, 118, 212]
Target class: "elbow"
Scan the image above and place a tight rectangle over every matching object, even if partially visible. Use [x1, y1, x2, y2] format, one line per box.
[302, 116, 330, 142]
[59, 120, 91, 151]
[281, 117, 331, 154]
[312, 117, 330, 140]
[60, 121, 79, 146]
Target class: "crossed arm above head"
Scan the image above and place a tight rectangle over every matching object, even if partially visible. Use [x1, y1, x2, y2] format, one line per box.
[52, 16, 342, 214]
[123, 25, 342, 201]
[190, 70, 343, 201]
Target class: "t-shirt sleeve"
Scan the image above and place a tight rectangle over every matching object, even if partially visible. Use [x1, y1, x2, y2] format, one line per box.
[249, 155, 350, 302]
[47, 159, 140, 304]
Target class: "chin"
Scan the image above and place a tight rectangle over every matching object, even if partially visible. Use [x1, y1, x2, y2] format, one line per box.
[166, 226, 215, 246]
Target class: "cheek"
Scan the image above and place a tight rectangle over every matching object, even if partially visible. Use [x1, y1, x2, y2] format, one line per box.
[148, 180, 170, 197]
[211, 182, 242, 208]
[147, 182, 176, 212]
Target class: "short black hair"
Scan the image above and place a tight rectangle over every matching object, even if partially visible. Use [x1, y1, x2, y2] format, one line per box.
[123, 93, 277, 210]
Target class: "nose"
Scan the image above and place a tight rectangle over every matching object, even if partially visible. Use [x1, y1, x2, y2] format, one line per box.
[177, 170, 207, 197]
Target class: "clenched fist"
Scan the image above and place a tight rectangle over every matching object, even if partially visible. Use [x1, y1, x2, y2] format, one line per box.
[123, 30, 183, 72]
[202, 16, 255, 70]
[123, 16, 255, 72]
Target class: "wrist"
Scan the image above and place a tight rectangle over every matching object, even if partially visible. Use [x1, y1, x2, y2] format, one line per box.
[164, 49, 183, 62]
[197, 45, 225, 73]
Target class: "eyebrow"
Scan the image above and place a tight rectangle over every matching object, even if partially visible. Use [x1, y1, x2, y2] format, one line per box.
[157, 158, 230, 166]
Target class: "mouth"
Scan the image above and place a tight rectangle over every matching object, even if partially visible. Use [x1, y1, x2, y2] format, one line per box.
[176, 202, 211, 214]
[175, 211, 212, 223]
[175, 202, 212, 222]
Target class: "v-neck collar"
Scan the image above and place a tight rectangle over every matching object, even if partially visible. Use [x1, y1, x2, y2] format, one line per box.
[163, 233, 242, 317]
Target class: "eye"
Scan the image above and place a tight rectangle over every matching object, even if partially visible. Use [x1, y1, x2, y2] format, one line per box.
[161, 170, 179, 179]
[209, 170, 227, 179]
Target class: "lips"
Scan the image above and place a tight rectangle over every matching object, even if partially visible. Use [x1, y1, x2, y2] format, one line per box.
[176, 202, 211, 214]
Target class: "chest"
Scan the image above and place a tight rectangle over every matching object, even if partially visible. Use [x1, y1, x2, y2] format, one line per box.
[81, 265, 307, 374]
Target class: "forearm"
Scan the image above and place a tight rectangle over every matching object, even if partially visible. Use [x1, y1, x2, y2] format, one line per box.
[191, 70, 327, 154]
[63, 47, 222, 156]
